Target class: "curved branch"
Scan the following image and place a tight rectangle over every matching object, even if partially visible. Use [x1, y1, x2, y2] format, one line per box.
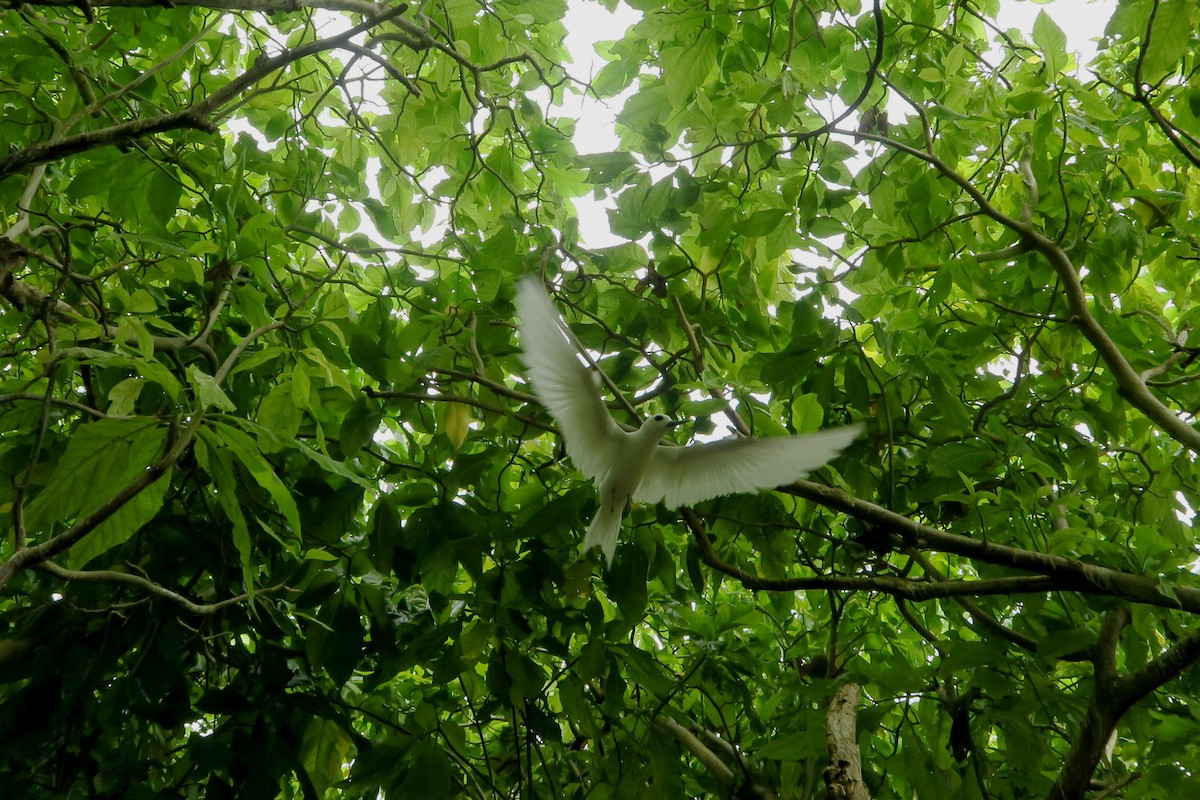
[1051, 610, 1200, 800]
[0, 392, 109, 419]
[37, 560, 292, 615]
[656, 716, 736, 785]
[656, 716, 778, 800]
[684, 507, 1061, 597]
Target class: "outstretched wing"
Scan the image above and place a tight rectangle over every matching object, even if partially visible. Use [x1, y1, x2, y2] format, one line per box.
[515, 276, 624, 481]
[634, 425, 862, 508]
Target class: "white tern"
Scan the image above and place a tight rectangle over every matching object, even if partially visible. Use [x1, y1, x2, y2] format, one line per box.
[515, 276, 862, 563]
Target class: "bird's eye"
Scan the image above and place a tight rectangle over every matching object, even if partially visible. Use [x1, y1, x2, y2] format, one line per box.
[654, 414, 664, 421]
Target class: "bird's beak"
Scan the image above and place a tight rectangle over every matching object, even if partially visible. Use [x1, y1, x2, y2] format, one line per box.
[667, 418, 687, 429]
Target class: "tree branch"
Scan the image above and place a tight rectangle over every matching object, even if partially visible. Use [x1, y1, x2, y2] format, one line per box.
[656, 716, 778, 799]
[780, 480, 1200, 613]
[36, 560, 292, 615]
[823, 683, 871, 800]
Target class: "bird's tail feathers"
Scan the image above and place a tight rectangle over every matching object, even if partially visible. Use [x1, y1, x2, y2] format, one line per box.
[583, 504, 623, 564]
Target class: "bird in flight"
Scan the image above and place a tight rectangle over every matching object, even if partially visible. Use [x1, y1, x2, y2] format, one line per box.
[515, 276, 861, 564]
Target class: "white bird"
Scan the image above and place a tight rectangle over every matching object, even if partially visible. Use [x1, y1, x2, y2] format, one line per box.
[515, 276, 862, 563]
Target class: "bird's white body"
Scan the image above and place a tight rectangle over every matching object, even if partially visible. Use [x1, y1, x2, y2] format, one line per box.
[583, 415, 678, 559]
[515, 276, 861, 563]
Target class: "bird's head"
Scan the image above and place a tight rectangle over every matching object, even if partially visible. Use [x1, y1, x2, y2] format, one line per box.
[640, 414, 684, 440]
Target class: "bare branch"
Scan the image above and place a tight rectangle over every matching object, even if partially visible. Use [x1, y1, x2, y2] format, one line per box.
[37, 560, 293, 615]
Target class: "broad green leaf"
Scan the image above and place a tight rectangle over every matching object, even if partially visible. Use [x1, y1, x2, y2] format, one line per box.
[392, 742, 454, 796]
[66, 469, 172, 568]
[663, 29, 718, 108]
[300, 717, 353, 798]
[1141, 0, 1192, 83]
[927, 443, 995, 478]
[106, 378, 144, 417]
[24, 418, 165, 535]
[1032, 11, 1068, 75]
[237, 418, 369, 486]
[256, 381, 303, 447]
[737, 208, 790, 237]
[790, 393, 826, 432]
[195, 433, 253, 587]
[187, 365, 236, 411]
[339, 397, 383, 458]
[442, 401, 470, 450]
[65, 348, 182, 401]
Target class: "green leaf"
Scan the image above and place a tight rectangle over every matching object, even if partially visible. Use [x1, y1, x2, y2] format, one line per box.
[578, 151, 638, 185]
[392, 741, 454, 796]
[790, 393, 826, 432]
[926, 443, 995, 478]
[24, 419, 168, 564]
[736, 208, 790, 237]
[340, 397, 383, 458]
[209, 420, 302, 539]
[1141, 0, 1192, 83]
[65, 468, 172, 569]
[187, 365, 236, 411]
[1036, 628, 1096, 660]
[66, 348, 182, 401]
[1032, 11, 1067, 74]
[663, 29, 717, 108]
[369, 496, 402, 572]
[144, 166, 183, 233]
[106, 378, 144, 417]
[195, 431, 254, 591]
[300, 717, 353, 798]
[322, 599, 364, 685]
[237, 418, 369, 486]
[256, 381, 303, 447]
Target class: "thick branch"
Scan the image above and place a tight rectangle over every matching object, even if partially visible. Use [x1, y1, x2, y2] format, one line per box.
[1050, 610, 1200, 800]
[1027, 228, 1200, 453]
[823, 683, 870, 800]
[781, 481, 1200, 613]
[680, 486, 1200, 614]
[1049, 609, 1131, 800]
[657, 717, 736, 785]
[0, 109, 218, 180]
[1117, 628, 1200, 705]
[656, 716, 778, 800]
[687, 511, 1059, 600]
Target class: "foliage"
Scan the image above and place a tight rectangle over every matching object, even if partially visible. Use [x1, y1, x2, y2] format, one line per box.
[2, 0, 1200, 798]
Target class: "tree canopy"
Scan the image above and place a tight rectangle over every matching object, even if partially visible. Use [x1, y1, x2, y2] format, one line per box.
[2, 0, 1200, 798]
